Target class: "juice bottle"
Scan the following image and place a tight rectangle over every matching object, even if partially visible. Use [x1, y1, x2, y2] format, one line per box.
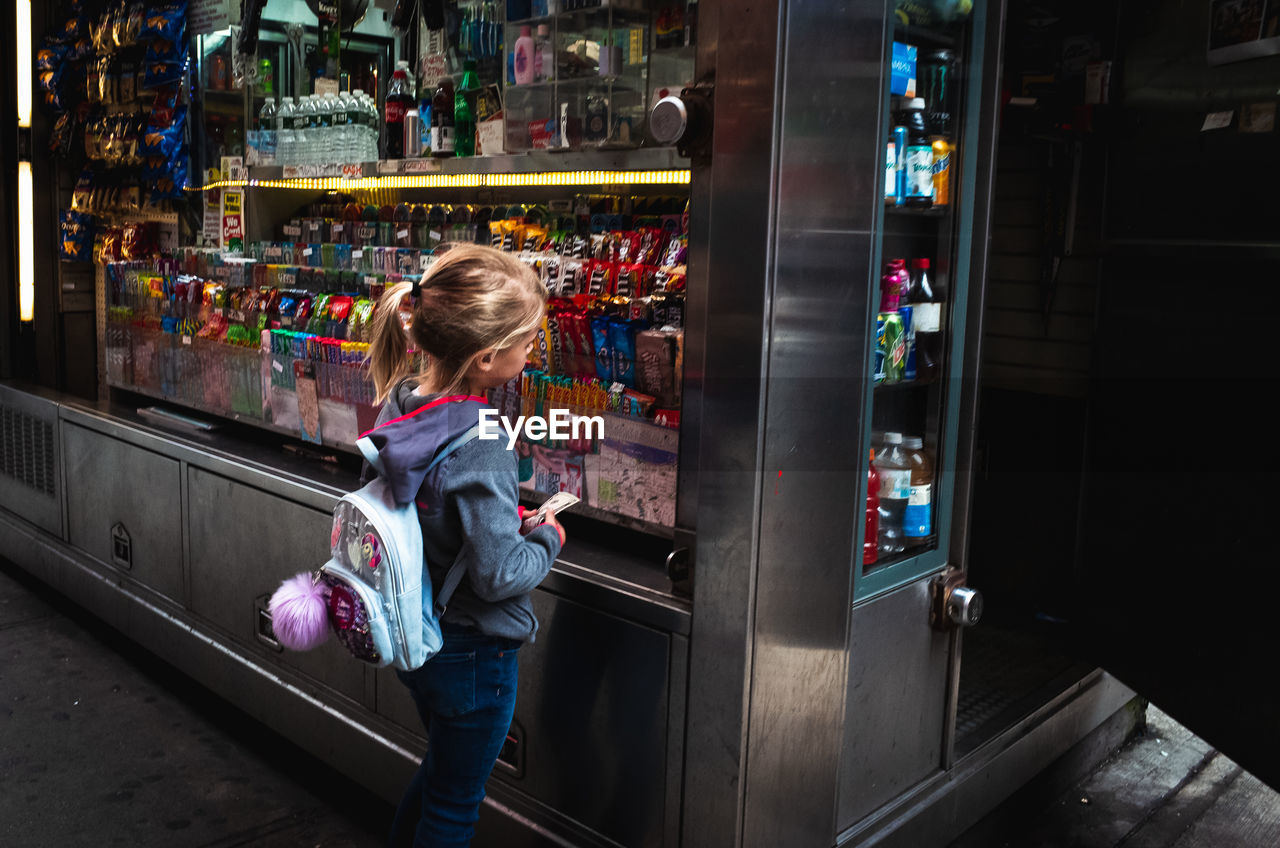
[875, 433, 910, 556]
[864, 449, 880, 566]
[902, 436, 935, 547]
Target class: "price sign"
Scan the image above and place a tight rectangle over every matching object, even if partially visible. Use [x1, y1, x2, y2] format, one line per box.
[283, 225, 301, 237]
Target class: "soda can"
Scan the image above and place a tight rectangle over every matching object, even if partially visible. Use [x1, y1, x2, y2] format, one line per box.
[898, 304, 917, 381]
[259, 58, 274, 95]
[931, 137, 952, 206]
[874, 314, 887, 384]
[881, 311, 905, 384]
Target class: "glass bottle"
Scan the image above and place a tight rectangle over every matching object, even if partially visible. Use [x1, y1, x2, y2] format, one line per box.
[455, 60, 479, 158]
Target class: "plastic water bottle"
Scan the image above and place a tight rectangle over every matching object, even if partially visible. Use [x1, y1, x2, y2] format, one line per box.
[276, 96, 295, 165]
[333, 91, 354, 165]
[292, 96, 313, 164]
[318, 94, 337, 164]
[303, 96, 321, 164]
[257, 97, 277, 166]
[361, 92, 379, 160]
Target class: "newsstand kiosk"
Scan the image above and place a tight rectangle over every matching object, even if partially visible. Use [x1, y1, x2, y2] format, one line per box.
[3, 0, 1143, 845]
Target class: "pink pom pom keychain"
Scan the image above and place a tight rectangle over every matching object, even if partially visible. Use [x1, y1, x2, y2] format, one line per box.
[268, 571, 331, 652]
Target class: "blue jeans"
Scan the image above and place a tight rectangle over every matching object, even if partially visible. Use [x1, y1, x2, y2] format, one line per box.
[389, 624, 521, 848]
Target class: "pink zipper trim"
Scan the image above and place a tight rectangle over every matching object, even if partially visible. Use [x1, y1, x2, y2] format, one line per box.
[360, 394, 489, 439]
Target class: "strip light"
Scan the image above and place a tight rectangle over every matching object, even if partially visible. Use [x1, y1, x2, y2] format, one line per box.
[187, 170, 691, 192]
[18, 162, 34, 321]
[17, 0, 32, 128]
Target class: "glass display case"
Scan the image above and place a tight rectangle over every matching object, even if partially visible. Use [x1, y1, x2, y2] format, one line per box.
[104, 1, 694, 539]
[858, 0, 984, 595]
[503, 2, 693, 152]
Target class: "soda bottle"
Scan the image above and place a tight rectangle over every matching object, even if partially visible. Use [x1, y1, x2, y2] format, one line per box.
[455, 60, 479, 158]
[902, 436, 934, 547]
[431, 77, 456, 158]
[906, 258, 944, 382]
[900, 98, 933, 208]
[864, 449, 880, 566]
[875, 433, 910, 556]
[385, 60, 415, 159]
[258, 97, 277, 165]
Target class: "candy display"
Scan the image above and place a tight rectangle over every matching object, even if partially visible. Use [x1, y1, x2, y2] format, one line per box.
[104, 256, 404, 444]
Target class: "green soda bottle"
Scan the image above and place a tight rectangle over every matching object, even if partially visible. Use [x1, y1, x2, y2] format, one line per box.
[454, 60, 479, 158]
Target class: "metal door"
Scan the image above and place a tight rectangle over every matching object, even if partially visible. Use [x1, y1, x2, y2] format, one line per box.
[1066, 0, 1280, 792]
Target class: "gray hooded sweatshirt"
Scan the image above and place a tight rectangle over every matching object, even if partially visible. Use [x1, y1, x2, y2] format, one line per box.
[360, 382, 562, 643]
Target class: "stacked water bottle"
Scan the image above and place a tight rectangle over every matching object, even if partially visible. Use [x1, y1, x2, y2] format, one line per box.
[256, 90, 380, 167]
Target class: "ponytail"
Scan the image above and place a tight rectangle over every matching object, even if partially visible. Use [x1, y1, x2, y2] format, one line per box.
[366, 244, 548, 406]
[368, 281, 414, 404]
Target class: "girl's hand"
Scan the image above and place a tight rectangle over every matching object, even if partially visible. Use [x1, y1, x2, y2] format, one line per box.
[541, 509, 566, 546]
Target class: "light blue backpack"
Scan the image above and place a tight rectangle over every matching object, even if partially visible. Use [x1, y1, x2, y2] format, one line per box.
[318, 424, 480, 671]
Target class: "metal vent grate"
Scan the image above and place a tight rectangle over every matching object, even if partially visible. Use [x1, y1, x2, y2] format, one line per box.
[1, 405, 57, 497]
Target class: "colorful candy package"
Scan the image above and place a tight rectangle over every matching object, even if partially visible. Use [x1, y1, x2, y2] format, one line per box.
[591, 315, 613, 383]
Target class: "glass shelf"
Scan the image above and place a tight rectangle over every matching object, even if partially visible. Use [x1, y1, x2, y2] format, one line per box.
[892, 22, 958, 49]
[244, 147, 688, 184]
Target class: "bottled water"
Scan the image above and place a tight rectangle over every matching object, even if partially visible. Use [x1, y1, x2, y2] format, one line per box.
[276, 97, 295, 165]
[334, 91, 354, 165]
[300, 96, 319, 164]
[358, 91, 378, 161]
[290, 96, 311, 165]
[258, 97, 277, 166]
[317, 94, 336, 164]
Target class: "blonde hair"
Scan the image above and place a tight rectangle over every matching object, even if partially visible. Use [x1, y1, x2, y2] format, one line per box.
[367, 243, 547, 403]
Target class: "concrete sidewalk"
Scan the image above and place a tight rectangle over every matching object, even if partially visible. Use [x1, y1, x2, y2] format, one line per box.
[953, 703, 1280, 848]
[6, 557, 1280, 848]
[0, 559, 387, 848]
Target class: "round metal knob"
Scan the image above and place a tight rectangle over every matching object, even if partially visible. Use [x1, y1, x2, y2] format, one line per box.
[650, 95, 690, 146]
[947, 586, 983, 627]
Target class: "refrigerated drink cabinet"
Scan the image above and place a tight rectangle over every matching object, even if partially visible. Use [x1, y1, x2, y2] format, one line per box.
[3, 1, 1149, 845]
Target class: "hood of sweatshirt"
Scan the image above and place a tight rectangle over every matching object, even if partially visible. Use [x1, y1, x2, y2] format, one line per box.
[358, 384, 490, 505]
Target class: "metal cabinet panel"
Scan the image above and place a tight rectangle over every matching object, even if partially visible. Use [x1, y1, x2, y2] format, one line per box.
[839, 580, 949, 829]
[63, 422, 184, 602]
[186, 466, 366, 705]
[379, 590, 673, 848]
[0, 385, 63, 537]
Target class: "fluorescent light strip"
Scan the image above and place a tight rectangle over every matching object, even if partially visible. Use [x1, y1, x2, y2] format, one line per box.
[18, 162, 34, 321]
[17, 0, 32, 128]
[196, 169, 691, 191]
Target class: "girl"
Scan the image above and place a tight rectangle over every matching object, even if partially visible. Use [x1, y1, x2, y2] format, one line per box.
[360, 244, 565, 847]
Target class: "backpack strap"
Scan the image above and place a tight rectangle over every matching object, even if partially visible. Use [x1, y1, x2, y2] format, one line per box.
[426, 424, 481, 616]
